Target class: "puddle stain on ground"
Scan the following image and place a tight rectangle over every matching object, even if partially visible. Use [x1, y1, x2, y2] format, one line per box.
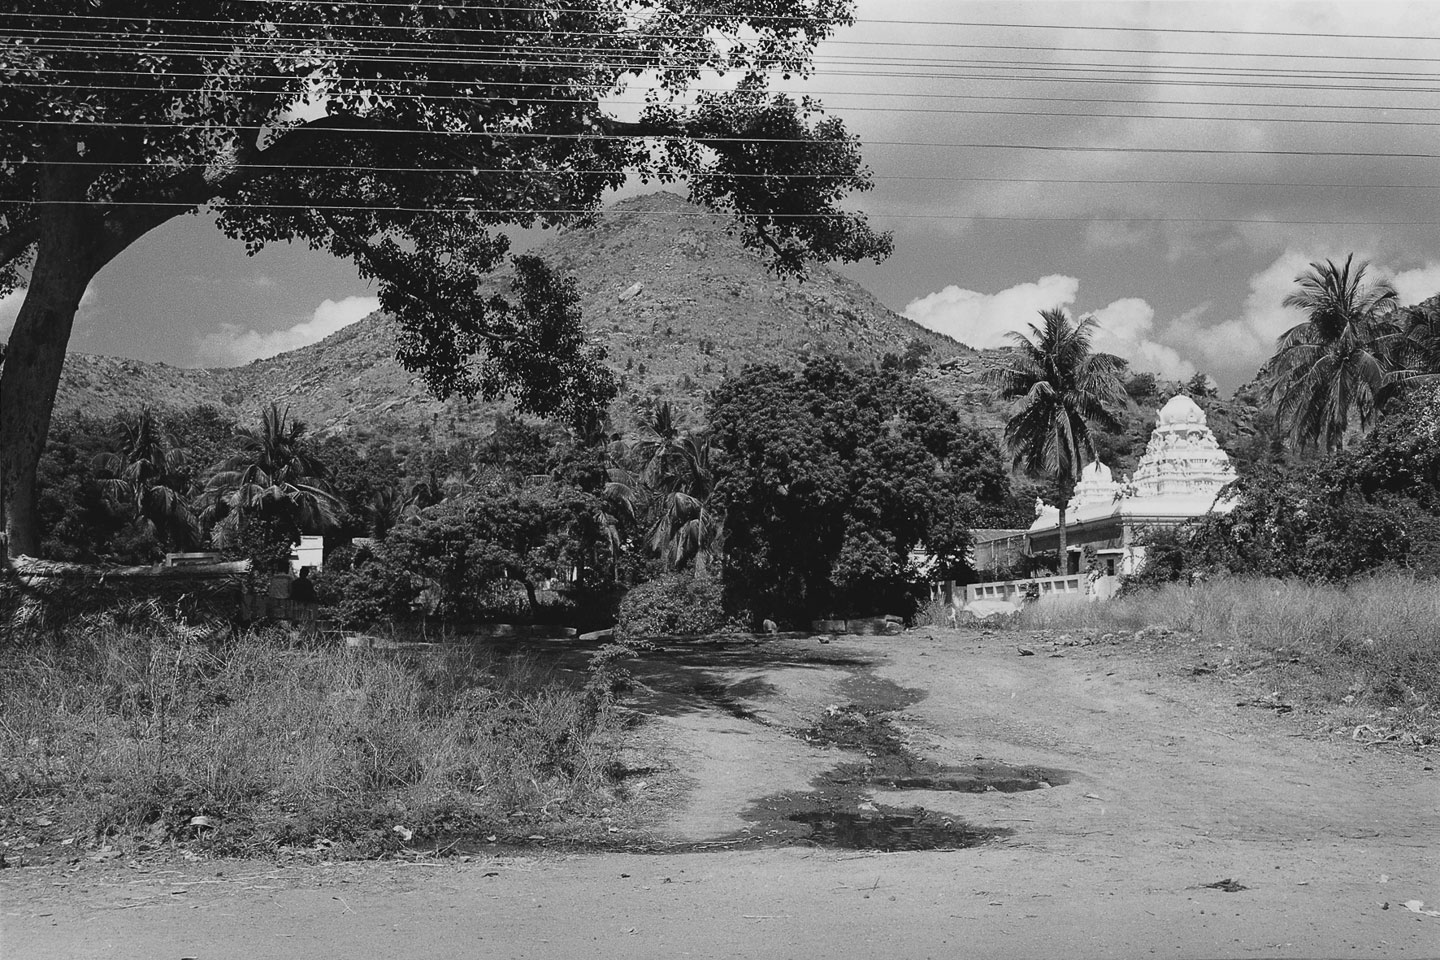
[703, 673, 1077, 852]
[802, 702, 1071, 794]
[637, 653, 1072, 854]
[689, 680, 769, 724]
[726, 789, 1009, 852]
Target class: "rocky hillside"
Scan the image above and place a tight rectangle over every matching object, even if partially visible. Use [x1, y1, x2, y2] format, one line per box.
[53, 192, 966, 437]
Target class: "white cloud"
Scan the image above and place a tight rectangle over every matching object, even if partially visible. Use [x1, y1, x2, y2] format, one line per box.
[195, 295, 379, 366]
[1392, 264, 1440, 306]
[1165, 252, 1440, 387]
[903, 276, 1195, 379]
[1090, 298, 1196, 381]
[903, 275, 1080, 349]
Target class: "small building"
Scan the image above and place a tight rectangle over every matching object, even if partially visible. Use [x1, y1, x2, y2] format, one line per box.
[289, 535, 324, 576]
[968, 395, 1237, 602]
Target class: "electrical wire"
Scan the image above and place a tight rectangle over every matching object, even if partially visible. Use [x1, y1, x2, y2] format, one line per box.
[17, 198, 1440, 226]
[6, 18, 1440, 69]
[7, 118, 1440, 160]
[9, 80, 1440, 128]
[13, 160, 1440, 190]
[13, 62, 1440, 114]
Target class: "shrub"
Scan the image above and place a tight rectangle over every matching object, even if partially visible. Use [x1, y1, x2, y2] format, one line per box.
[615, 573, 727, 639]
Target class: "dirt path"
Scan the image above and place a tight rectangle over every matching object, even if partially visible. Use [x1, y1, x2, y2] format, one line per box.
[5, 629, 1437, 958]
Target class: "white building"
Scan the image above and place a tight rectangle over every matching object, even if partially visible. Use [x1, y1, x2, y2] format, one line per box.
[968, 395, 1237, 602]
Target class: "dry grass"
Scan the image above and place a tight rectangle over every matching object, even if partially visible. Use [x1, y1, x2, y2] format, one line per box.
[0, 605, 631, 856]
[1015, 575, 1439, 742]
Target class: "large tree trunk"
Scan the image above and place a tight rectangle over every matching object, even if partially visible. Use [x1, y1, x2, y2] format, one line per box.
[2, 156, 188, 559]
[0, 210, 106, 557]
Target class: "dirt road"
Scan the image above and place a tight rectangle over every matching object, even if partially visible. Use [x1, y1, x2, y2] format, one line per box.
[5, 629, 1437, 958]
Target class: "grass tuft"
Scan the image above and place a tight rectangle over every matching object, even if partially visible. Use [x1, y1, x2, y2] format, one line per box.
[0, 607, 630, 856]
[1012, 575, 1439, 742]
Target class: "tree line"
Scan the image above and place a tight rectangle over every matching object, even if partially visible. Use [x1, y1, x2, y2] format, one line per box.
[32, 356, 1029, 628]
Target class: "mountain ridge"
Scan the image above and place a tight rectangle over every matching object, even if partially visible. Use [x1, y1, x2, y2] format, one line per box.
[53, 192, 973, 437]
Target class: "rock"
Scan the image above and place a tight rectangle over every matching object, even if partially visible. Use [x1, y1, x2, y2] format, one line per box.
[579, 628, 614, 643]
[618, 281, 644, 302]
[1017, 646, 1036, 656]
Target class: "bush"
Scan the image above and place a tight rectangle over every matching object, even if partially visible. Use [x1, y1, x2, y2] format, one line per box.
[615, 573, 728, 639]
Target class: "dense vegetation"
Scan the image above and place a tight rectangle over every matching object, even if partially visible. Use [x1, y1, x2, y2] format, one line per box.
[711, 357, 1022, 623]
[24, 353, 1030, 631]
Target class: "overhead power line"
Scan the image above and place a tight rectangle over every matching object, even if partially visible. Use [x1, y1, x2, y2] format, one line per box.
[14, 35, 1440, 85]
[15, 63, 1440, 116]
[9, 118, 1440, 160]
[9, 80, 1440, 128]
[102, 0, 1440, 43]
[11, 58, 1440, 95]
[21, 198, 1440, 226]
[7, 18, 1440, 67]
[17, 159, 1440, 190]
[14, 62, 1440, 115]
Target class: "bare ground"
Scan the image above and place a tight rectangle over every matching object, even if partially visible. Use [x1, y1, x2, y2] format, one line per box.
[4, 628, 1437, 958]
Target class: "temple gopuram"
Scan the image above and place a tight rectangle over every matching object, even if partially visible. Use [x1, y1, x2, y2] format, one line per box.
[966, 394, 1237, 605]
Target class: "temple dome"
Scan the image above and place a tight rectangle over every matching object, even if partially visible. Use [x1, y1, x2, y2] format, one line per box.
[1067, 458, 1121, 512]
[1132, 393, 1235, 500]
[1157, 394, 1206, 428]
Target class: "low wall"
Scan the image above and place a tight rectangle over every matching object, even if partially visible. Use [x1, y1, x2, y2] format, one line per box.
[964, 574, 1121, 605]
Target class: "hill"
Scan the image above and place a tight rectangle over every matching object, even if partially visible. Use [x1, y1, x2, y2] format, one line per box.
[53, 192, 966, 437]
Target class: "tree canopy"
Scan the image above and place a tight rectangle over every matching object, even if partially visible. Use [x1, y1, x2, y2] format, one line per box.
[710, 357, 1019, 624]
[0, 0, 891, 557]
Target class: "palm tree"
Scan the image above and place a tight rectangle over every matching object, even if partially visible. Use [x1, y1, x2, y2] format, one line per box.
[92, 407, 199, 552]
[631, 402, 723, 574]
[989, 308, 1127, 573]
[201, 404, 339, 551]
[1265, 254, 1401, 451]
[1395, 295, 1440, 386]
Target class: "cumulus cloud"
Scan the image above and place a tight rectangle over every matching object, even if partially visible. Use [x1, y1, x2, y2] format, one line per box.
[903, 276, 1195, 379]
[195, 295, 379, 366]
[1165, 252, 1440, 387]
[903, 275, 1080, 349]
[1089, 298, 1196, 381]
[1393, 264, 1440, 306]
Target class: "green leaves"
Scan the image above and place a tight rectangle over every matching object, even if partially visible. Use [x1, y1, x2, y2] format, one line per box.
[711, 357, 1015, 621]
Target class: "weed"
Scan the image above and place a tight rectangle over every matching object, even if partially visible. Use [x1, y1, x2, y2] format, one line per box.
[1010, 575, 1439, 741]
[0, 608, 629, 856]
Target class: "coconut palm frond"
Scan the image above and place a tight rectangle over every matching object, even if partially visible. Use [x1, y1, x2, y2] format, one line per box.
[1265, 254, 1403, 451]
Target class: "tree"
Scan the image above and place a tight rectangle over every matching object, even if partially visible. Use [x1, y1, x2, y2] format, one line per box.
[0, 1, 892, 557]
[200, 404, 339, 568]
[1265, 254, 1401, 452]
[91, 407, 200, 555]
[988, 308, 1127, 573]
[711, 358, 1016, 623]
[630, 402, 721, 573]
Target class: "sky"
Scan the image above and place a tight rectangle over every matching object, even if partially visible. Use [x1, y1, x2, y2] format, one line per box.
[5, 0, 1440, 392]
